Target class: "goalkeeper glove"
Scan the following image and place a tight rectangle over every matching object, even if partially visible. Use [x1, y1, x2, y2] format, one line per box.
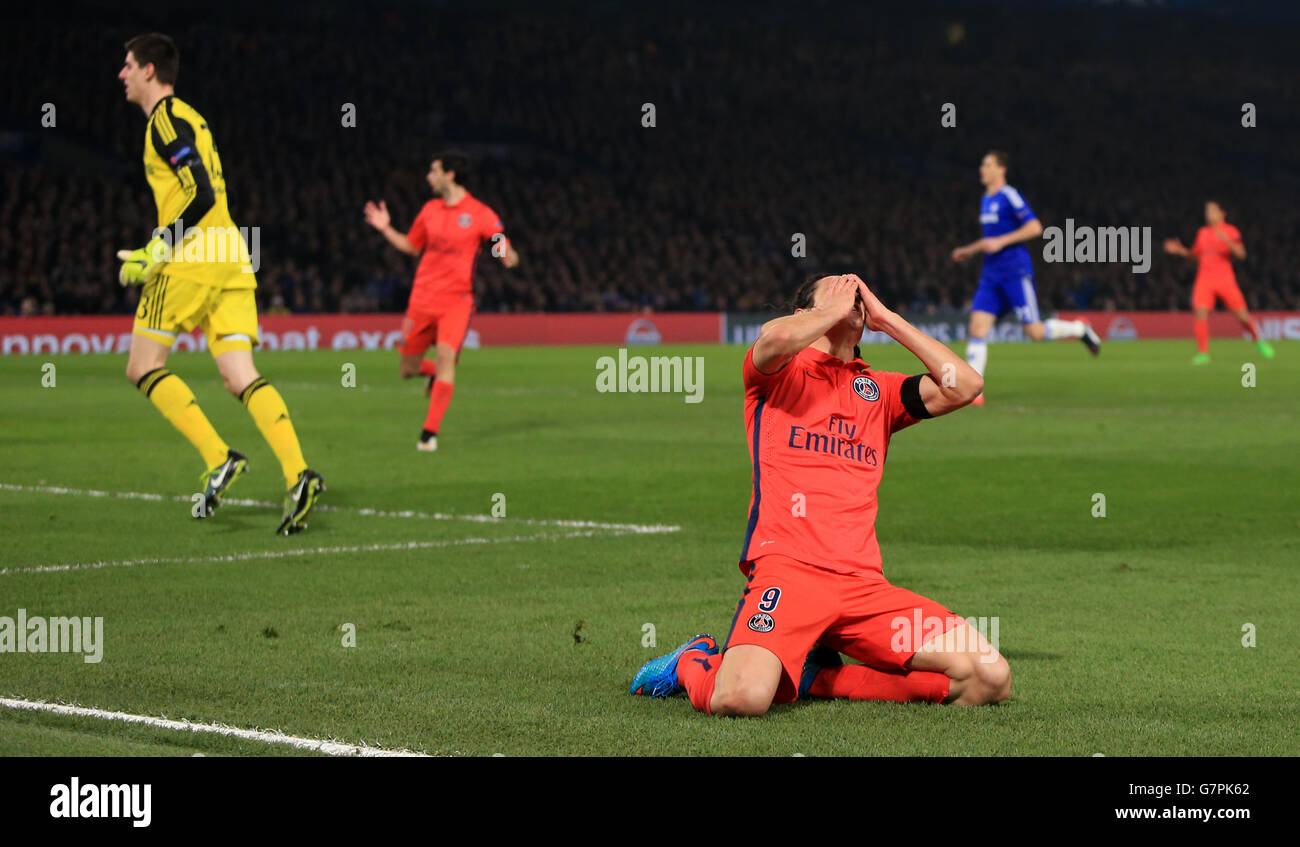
[117, 235, 171, 287]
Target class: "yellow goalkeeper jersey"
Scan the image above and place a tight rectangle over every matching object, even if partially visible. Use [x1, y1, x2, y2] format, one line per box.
[143, 95, 256, 289]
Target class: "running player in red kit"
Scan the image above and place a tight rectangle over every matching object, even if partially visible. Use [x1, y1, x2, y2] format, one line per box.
[1163, 201, 1274, 365]
[364, 151, 519, 450]
[631, 274, 1011, 714]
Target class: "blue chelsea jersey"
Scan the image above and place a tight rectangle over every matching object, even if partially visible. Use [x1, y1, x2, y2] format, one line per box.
[980, 185, 1036, 278]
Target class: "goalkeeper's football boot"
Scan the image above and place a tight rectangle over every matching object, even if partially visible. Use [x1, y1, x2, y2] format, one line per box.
[1081, 322, 1101, 356]
[798, 645, 844, 700]
[630, 633, 718, 698]
[277, 469, 326, 535]
[196, 449, 249, 518]
[1257, 339, 1276, 359]
[1191, 352, 1211, 366]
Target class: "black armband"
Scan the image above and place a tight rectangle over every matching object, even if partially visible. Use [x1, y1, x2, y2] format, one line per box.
[900, 374, 933, 420]
[151, 104, 216, 227]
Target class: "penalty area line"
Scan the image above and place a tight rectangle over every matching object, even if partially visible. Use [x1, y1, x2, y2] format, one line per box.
[0, 528, 632, 577]
[0, 482, 679, 535]
[0, 696, 429, 757]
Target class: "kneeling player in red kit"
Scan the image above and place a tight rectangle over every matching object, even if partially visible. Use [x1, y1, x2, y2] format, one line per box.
[364, 150, 519, 451]
[631, 274, 1010, 714]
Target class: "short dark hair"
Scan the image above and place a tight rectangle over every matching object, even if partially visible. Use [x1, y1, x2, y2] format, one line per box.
[987, 149, 1009, 170]
[434, 150, 472, 188]
[792, 272, 829, 311]
[125, 33, 179, 86]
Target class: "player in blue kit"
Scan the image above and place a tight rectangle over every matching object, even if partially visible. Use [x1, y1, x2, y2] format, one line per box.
[951, 151, 1100, 404]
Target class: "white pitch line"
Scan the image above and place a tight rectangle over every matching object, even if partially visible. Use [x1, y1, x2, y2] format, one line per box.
[0, 482, 679, 535]
[0, 696, 429, 757]
[0, 528, 629, 577]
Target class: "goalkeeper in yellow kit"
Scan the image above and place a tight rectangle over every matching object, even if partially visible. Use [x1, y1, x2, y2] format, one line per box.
[116, 33, 323, 534]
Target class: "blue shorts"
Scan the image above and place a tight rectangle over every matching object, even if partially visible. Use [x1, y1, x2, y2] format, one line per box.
[972, 273, 1040, 324]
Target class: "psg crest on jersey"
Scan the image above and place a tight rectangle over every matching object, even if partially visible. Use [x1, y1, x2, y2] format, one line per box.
[458, 213, 472, 227]
[853, 376, 880, 402]
[747, 613, 775, 633]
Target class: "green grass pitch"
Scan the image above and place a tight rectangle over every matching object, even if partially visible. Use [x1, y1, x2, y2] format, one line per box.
[0, 339, 1296, 756]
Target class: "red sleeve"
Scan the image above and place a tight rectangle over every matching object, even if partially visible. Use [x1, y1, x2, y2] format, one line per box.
[406, 203, 430, 252]
[480, 203, 505, 242]
[870, 369, 920, 434]
[742, 345, 796, 394]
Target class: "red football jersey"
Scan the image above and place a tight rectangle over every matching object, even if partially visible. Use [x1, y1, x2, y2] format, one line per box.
[405, 192, 504, 312]
[1191, 223, 1241, 285]
[739, 345, 921, 580]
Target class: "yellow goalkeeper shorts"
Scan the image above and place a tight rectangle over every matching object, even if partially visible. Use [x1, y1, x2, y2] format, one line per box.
[132, 271, 260, 356]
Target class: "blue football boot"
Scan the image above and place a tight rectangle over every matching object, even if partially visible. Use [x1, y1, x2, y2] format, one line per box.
[798, 645, 843, 700]
[630, 634, 719, 698]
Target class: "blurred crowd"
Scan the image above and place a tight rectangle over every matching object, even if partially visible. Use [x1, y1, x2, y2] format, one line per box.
[3, 1, 1298, 318]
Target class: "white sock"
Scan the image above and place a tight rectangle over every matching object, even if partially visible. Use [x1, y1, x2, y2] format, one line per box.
[966, 336, 988, 376]
[1044, 318, 1085, 340]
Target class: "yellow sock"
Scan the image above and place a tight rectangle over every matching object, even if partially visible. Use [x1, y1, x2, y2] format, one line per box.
[239, 377, 307, 489]
[137, 368, 229, 469]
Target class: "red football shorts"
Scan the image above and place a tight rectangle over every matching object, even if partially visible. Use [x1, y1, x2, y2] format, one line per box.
[724, 554, 962, 704]
[399, 295, 474, 356]
[1192, 276, 1246, 312]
